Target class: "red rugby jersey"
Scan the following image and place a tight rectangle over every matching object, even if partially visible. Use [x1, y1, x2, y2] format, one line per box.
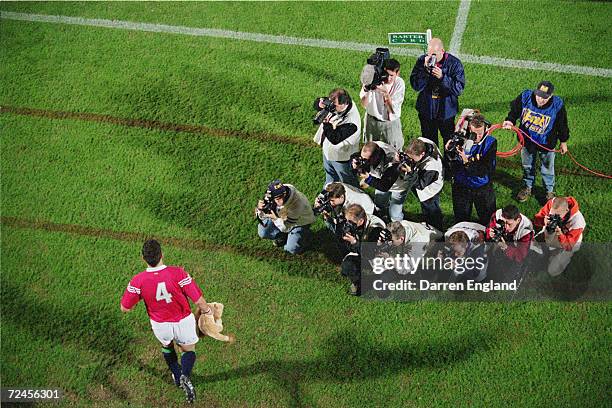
[121, 265, 203, 323]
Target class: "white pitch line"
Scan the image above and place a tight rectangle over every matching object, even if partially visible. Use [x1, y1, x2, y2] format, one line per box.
[1, 11, 611, 78]
[449, 0, 471, 54]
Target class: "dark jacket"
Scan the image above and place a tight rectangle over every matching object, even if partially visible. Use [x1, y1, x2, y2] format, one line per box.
[410, 53, 465, 121]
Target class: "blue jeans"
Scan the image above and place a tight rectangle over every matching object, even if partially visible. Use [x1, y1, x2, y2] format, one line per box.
[323, 153, 359, 188]
[374, 189, 408, 222]
[521, 147, 555, 192]
[257, 218, 312, 254]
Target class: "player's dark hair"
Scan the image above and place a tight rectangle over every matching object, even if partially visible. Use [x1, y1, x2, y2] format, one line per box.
[384, 58, 401, 72]
[501, 205, 521, 220]
[142, 239, 162, 267]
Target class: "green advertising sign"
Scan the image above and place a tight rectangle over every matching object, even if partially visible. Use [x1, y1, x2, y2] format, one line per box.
[388, 30, 432, 51]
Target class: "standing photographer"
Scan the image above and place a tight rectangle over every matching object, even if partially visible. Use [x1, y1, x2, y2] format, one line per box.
[255, 180, 316, 254]
[446, 113, 497, 226]
[313, 88, 361, 188]
[361, 138, 444, 230]
[409, 38, 465, 150]
[338, 204, 386, 296]
[534, 196, 585, 276]
[360, 59, 406, 150]
[502, 81, 570, 202]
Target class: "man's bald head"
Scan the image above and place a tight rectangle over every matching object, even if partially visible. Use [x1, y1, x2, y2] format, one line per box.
[427, 38, 445, 59]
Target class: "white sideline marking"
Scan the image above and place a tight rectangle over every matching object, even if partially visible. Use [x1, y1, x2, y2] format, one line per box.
[1, 11, 611, 78]
[449, 0, 471, 54]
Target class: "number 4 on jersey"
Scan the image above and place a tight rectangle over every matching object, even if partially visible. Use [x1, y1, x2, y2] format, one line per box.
[156, 282, 173, 303]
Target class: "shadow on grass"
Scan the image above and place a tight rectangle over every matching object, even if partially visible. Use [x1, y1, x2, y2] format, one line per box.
[0, 280, 136, 401]
[193, 328, 496, 407]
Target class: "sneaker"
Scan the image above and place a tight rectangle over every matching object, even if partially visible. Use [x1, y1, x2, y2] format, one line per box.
[349, 283, 361, 296]
[180, 375, 196, 403]
[273, 233, 288, 247]
[516, 187, 532, 203]
[545, 191, 556, 201]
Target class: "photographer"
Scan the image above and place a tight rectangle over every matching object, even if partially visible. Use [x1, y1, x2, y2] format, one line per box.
[339, 204, 386, 296]
[362, 138, 444, 230]
[443, 222, 488, 282]
[314, 182, 375, 233]
[256, 180, 316, 254]
[534, 197, 585, 276]
[313, 88, 361, 188]
[446, 113, 497, 226]
[360, 59, 406, 150]
[485, 205, 534, 263]
[381, 221, 442, 274]
[409, 38, 465, 149]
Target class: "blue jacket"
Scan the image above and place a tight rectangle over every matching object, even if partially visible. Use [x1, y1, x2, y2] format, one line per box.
[452, 135, 497, 189]
[410, 53, 465, 120]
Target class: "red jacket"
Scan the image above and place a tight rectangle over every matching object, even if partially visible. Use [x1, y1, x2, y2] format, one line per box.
[534, 197, 585, 251]
[486, 210, 534, 262]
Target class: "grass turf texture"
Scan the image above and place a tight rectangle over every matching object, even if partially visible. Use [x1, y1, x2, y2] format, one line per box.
[1, 2, 611, 407]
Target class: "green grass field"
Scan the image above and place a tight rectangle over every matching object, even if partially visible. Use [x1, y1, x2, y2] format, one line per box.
[1, 2, 611, 407]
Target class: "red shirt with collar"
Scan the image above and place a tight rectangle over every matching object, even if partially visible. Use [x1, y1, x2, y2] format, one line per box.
[121, 265, 203, 323]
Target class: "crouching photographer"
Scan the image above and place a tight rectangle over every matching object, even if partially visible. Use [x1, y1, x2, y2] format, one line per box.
[361, 138, 444, 230]
[440, 222, 488, 282]
[337, 204, 386, 296]
[534, 196, 585, 277]
[255, 180, 315, 254]
[446, 112, 497, 226]
[313, 88, 361, 188]
[375, 220, 442, 275]
[313, 182, 375, 234]
[485, 205, 534, 283]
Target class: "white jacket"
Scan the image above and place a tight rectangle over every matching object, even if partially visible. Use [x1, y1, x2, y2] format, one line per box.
[313, 101, 361, 162]
[413, 137, 444, 202]
[343, 183, 375, 215]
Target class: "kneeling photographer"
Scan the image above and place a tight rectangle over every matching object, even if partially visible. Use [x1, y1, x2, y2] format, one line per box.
[337, 203, 386, 296]
[440, 223, 488, 282]
[446, 112, 497, 226]
[256, 180, 316, 255]
[313, 182, 375, 234]
[485, 205, 534, 283]
[361, 138, 444, 230]
[313, 88, 361, 189]
[375, 220, 442, 275]
[534, 196, 585, 277]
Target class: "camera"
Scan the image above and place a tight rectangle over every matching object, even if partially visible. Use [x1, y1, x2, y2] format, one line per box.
[489, 220, 506, 243]
[255, 190, 278, 225]
[376, 228, 394, 254]
[426, 54, 437, 72]
[398, 152, 416, 171]
[313, 97, 336, 125]
[546, 214, 564, 234]
[334, 213, 359, 240]
[360, 48, 390, 91]
[350, 152, 370, 175]
[313, 189, 334, 216]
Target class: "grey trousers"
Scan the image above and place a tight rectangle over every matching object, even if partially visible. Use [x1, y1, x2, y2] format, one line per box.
[363, 115, 404, 150]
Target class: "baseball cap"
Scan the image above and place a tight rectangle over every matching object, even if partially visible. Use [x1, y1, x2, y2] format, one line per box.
[534, 81, 554, 99]
[267, 180, 289, 198]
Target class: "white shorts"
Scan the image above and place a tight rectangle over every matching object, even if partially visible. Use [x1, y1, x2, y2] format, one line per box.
[150, 313, 199, 347]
